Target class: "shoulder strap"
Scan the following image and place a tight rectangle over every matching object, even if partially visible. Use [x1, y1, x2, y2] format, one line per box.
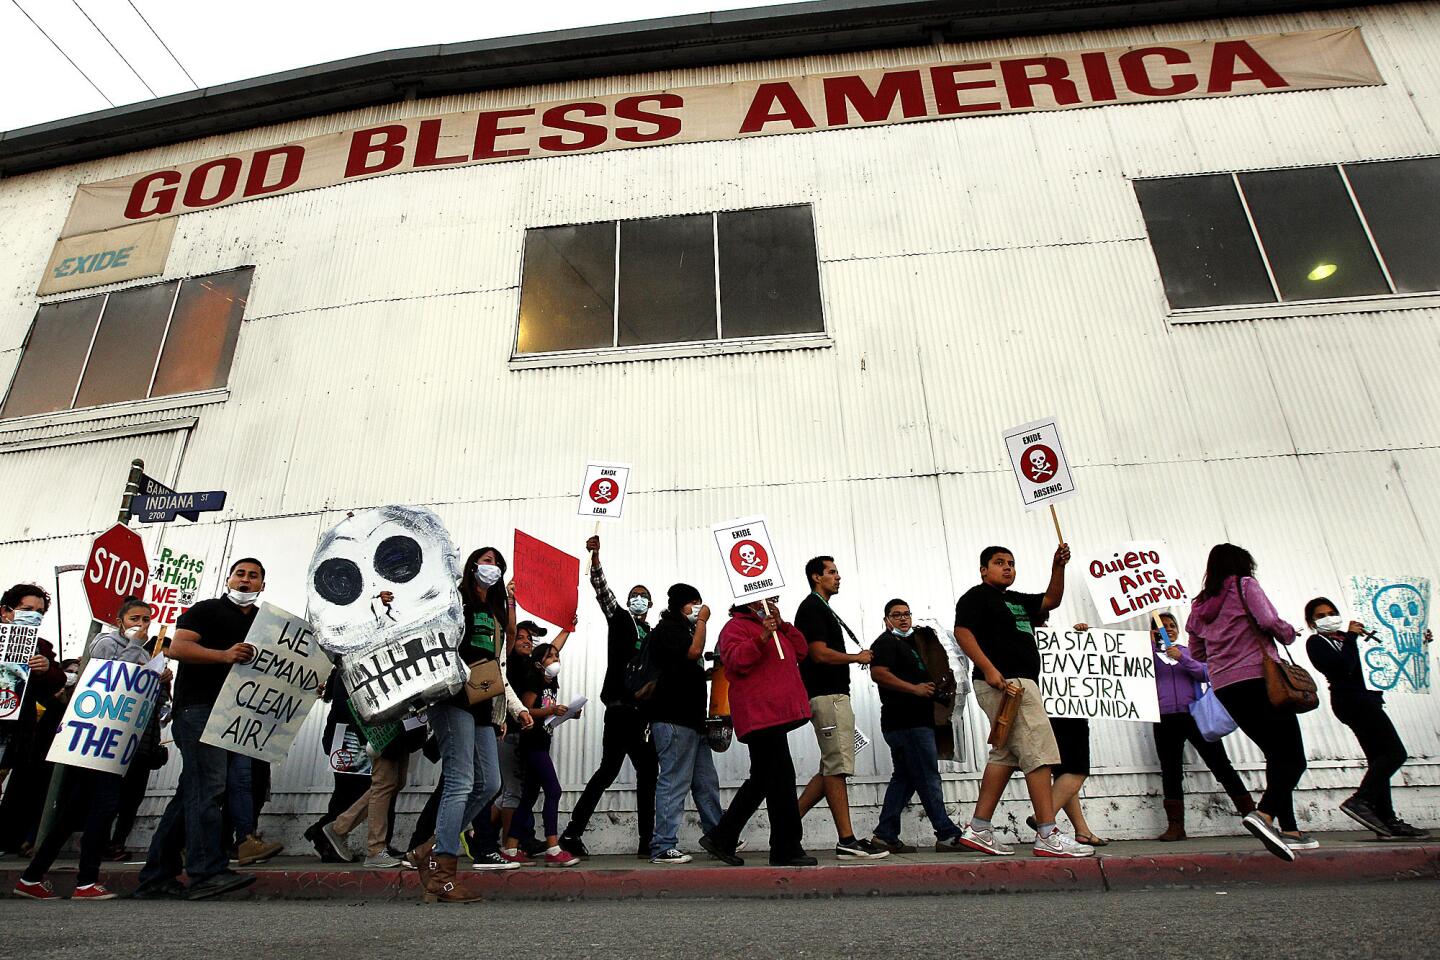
[813, 593, 861, 650]
[1236, 577, 1297, 665]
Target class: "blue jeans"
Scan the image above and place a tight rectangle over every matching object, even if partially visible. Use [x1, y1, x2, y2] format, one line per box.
[650, 722, 721, 856]
[430, 703, 500, 857]
[138, 705, 230, 885]
[227, 754, 254, 843]
[875, 726, 960, 843]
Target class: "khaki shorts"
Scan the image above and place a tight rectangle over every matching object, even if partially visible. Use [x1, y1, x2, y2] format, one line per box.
[809, 694, 856, 777]
[973, 677, 1061, 774]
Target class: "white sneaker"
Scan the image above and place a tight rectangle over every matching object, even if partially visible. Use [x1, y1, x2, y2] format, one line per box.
[1242, 811, 1296, 862]
[650, 849, 693, 865]
[1032, 831, 1095, 859]
[1283, 831, 1320, 851]
[471, 851, 523, 871]
[958, 824, 1013, 856]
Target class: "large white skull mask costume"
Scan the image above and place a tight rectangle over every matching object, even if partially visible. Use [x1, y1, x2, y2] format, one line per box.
[307, 505, 465, 722]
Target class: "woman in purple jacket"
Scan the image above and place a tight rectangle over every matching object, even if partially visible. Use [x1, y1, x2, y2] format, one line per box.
[1150, 612, 1253, 842]
[1186, 543, 1306, 861]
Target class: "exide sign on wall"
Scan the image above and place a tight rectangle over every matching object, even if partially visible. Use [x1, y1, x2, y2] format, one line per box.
[61, 28, 1379, 238]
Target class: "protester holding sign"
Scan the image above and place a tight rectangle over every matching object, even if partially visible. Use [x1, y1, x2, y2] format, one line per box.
[700, 598, 813, 867]
[1304, 598, 1431, 840]
[794, 557, 886, 860]
[1148, 612, 1254, 842]
[503, 639, 580, 867]
[1186, 544, 1306, 861]
[560, 535, 658, 860]
[952, 544, 1094, 859]
[13, 597, 165, 901]
[0, 584, 64, 859]
[133, 558, 265, 901]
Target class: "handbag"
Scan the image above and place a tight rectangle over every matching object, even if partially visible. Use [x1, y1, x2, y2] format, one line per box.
[1189, 684, 1237, 741]
[464, 658, 504, 705]
[1236, 578, 1319, 714]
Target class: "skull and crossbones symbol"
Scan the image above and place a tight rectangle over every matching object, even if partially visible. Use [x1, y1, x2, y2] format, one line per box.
[1027, 447, 1055, 480]
[736, 542, 765, 575]
[593, 479, 615, 503]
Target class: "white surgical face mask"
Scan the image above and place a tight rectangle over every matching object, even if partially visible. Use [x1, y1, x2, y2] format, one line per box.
[124, 626, 147, 641]
[1314, 615, 1345, 633]
[473, 564, 502, 587]
[64, 671, 79, 688]
[686, 607, 700, 624]
[13, 609, 43, 627]
[543, 661, 562, 680]
[227, 588, 260, 607]
[628, 596, 651, 616]
[893, 626, 914, 638]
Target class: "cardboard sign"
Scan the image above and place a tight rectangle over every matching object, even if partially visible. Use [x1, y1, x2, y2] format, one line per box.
[1348, 576, 1432, 696]
[711, 516, 785, 601]
[1002, 417, 1077, 510]
[513, 530, 581, 629]
[148, 547, 205, 628]
[577, 461, 632, 521]
[0, 624, 40, 722]
[201, 603, 330, 762]
[1084, 541, 1189, 623]
[1036, 628, 1160, 722]
[46, 653, 166, 774]
[328, 723, 374, 776]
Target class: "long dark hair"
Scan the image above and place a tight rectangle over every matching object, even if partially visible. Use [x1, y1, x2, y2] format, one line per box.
[459, 546, 509, 634]
[1198, 543, 1256, 600]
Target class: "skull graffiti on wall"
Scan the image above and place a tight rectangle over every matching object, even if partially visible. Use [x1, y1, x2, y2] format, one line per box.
[307, 505, 465, 722]
[1367, 583, 1430, 691]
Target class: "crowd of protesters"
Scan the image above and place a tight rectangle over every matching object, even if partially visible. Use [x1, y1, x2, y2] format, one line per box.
[0, 534, 1432, 901]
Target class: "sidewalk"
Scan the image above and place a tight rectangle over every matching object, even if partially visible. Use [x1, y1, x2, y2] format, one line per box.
[5, 832, 1436, 901]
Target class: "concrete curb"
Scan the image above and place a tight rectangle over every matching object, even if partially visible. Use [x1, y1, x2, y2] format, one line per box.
[6, 844, 1437, 901]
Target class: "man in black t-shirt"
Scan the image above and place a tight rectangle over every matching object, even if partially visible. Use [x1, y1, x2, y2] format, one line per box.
[135, 558, 266, 900]
[794, 556, 885, 860]
[952, 544, 1093, 860]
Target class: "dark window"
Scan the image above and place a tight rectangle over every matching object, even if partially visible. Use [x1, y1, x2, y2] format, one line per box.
[1342, 158, 1440, 294]
[517, 223, 615, 354]
[1, 267, 253, 420]
[1237, 167, 1389, 301]
[719, 206, 825, 339]
[1137, 158, 1440, 311]
[1133, 176, 1276, 309]
[515, 205, 825, 355]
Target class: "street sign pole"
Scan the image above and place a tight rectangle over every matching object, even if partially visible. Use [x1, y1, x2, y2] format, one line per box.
[119, 458, 145, 525]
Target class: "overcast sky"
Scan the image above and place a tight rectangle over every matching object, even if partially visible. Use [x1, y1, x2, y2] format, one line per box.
[0, 0, 804, 132]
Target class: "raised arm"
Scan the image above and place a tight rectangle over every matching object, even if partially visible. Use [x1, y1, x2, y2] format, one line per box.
[1040, 543, 1071, 611]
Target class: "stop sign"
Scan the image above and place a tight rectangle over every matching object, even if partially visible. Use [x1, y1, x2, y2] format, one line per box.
[84, 523, 149, 624]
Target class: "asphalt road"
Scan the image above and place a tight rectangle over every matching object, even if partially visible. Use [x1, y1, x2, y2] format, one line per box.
[3, 881, 1435, 959]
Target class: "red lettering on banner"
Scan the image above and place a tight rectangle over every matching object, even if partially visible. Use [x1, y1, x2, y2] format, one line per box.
[243, 146, 305, 197]
[823, 70, 926, 125]
[539, 103, 608, 152]
[739, 82, 816, 133]
[1207, 40, 1288, 92]
[931, 63, 1002, 114]
[345, 125, 408, 177]
[1000, 57, 1081, 109]
[413, 118, 468, 167]
[123, 170, 181, 219]
[472, 109, 533, 159]
[1079, 52, 1118, 101]
[182, 157, 242, 207]
[614, 94, 684, 142]
[1119, 47, 1198, 97]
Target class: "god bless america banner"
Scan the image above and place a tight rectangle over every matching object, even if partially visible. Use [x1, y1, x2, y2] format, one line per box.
[62, 27, 1379, 238]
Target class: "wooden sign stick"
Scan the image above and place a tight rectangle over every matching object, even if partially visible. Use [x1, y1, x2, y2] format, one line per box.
[584, 520, 601, 576]
[1049, 504, 1064, 544]
[151, 625, 168, 657]
[761, 598, 786, 659]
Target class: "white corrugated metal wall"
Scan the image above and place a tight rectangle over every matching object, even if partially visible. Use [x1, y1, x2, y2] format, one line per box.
[1, 2, 1438, 848]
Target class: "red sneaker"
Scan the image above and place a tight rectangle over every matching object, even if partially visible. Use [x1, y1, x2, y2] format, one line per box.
[544, 849, 580, 868]
[13, 879, 60, 900]
[71, 883, 118, 900]
[497, 848, 532, 865]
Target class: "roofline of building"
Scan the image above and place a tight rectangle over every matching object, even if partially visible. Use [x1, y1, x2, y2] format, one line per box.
[0, 0, 1382, 176]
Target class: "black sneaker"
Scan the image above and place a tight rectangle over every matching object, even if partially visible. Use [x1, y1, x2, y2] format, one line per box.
[1339, 796, 1391, 837]
[558, 834, 589, 858]
[835, 837, 890, 860]
[1242, 812, 1296, 862]
[698, 834, 744, 866]
[870, 835, 917, 854]
[1382, 817, 1431, 840]
[769, 852, 818, 867]
[185, 871, 256, 901]
[303, 823, 346, 863]
[130, 877, 187, 900]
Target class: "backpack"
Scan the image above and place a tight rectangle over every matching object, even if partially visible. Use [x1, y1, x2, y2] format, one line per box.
[623, 627, 660, 702]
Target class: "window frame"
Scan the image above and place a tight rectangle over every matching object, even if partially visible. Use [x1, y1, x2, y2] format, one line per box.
[0, 267, 253, 425]
[510, 203, 832, 369]
[1136, 158, 1440, 325]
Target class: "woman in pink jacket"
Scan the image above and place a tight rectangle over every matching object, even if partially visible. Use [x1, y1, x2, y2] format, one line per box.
[699, 598, 814, 867]
[1186, 543, 1306, 862]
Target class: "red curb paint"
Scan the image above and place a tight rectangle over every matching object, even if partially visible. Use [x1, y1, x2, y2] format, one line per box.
[1098, 845, 1440, 890]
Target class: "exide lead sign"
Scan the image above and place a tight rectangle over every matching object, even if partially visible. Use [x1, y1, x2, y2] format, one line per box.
[60, 28, 1380, 238]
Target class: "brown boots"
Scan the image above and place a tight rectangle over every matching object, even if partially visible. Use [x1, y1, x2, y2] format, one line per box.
[408, 838, 436, 890]
[422, 854, 483, 904]
[1157, 799, 1186, 841]
[1228, 788, 1257, 816]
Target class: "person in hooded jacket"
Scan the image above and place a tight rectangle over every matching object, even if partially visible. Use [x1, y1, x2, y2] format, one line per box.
[1186, 543, 1306, 861]
[699, 597, 814, 867]
[0, 583, 65, 858]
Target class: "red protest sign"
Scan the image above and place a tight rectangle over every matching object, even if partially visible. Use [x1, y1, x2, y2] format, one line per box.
[512, 530, 580, 629]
